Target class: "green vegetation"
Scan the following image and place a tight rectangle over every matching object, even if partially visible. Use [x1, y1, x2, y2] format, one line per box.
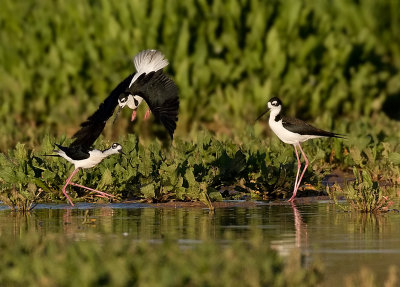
[329, 168, 396, 213]
[344, 266, 399, 287]
[0, 231, 322, 287]
[0, 0, 399, 206]
[1, 114, 400, 208]
[0, 0, 399, 150]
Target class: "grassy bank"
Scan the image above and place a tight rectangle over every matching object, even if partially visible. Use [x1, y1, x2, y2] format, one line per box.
[1, 113, 399, 208]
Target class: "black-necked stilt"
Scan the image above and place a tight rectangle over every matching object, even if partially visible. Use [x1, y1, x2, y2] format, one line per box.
[256, 97, 343, 202]
[71, 54, 178, 146]
[46, 143, 124, 206]
[119, 49, 169, 122]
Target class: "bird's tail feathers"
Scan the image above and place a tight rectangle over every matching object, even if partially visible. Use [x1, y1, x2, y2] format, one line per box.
[332, 133, 346, 139]
[134, 50, 169, 75]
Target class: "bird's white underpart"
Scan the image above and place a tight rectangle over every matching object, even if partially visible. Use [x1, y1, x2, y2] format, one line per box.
[55, 144, 123, 169]
[268, 101, 323, 145]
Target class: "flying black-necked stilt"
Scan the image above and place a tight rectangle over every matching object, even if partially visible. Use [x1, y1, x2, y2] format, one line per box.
[71, 52, 179, 145]
[46, 143, 124, 206]
[118, 49, 169, 122]
[256, 97, 343, 202]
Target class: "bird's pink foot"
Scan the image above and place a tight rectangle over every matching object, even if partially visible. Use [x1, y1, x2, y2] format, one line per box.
[144, 108, 151, 120]
[131, 110, 137, 122]
[69, 182, 115, 199]
[63, 188, 75, 206]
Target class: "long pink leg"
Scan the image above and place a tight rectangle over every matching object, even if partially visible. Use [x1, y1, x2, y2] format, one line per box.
[62, 168, 80, 206]
[289, 143, 309, 202]
[144, 108, 151, 120]
[68, 182, 115, 198]
[292, 144, 302, 196]
[131, 109, 137, 121]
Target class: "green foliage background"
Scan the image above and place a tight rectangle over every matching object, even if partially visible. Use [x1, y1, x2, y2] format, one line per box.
[1, 0, 399, 149]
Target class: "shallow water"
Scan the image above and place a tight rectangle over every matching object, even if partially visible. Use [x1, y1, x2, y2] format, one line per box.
[0, 201, 399, 286]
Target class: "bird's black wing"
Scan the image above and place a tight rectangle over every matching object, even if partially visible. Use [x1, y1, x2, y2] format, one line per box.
[282, 116, 343, 138]
[70, 73, 134, 150]
[126, 70, 179, 139]
[55, 144, 90, 160]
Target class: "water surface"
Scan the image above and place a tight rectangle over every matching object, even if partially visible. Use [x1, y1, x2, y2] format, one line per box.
[0, 201, 399, 286]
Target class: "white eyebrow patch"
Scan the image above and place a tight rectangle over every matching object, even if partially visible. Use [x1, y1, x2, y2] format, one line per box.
[272, 101, 277, 105]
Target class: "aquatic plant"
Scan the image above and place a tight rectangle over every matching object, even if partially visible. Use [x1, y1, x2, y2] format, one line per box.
[0, 143, 47, 212]
[0, 132, 319, 208]
[331, 168, 395, 213]
[1, 114, 400, 209]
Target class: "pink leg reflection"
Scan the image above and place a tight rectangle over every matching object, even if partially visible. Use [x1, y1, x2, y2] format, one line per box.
[291, 202, 308, 248]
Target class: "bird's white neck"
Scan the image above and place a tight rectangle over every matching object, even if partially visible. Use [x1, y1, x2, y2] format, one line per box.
[269, 106, 282, 122]
[101, 147, 119, 157]
[126, 95, 143, 109]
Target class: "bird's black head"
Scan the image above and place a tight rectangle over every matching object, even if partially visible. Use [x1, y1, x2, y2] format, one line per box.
[256, 97, 283, 121]
[111, 143, 124, 154]
[267, 97, 282, 108]
[118, 93, 129, 107]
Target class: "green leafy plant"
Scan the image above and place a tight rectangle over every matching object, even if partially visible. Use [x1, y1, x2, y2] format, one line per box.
[331, 168, 395, 213]
[0, 143, 48, 212]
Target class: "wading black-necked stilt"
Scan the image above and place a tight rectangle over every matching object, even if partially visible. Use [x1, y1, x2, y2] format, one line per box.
[119, 49, 169, 122]
[256, 97, 343, 202]
[71, 59, 179, 146]
[46, 143, 124, 206]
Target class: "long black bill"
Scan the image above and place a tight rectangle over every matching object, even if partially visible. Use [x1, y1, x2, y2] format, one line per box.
[255, 109, 269, 122]
[112, 106, 123, 125]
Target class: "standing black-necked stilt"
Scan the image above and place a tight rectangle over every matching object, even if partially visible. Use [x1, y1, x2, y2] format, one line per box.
[256, 97, 343, 202]
[119, 49, 169, 122]
[46, 143, 124, 206]
[71, 54, 179, 146]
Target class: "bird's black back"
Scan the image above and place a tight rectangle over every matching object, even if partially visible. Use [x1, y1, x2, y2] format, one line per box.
[281, 116, 343, 138]
[70, 73, 134, 150]
[126, 70, 179, 139]
[56, 144, 90, 160]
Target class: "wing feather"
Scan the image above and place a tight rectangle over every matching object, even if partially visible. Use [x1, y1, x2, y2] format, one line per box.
[127, 71, 179, 139]
[70, 73, 134, 150]
[282, 116, 343, 138]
